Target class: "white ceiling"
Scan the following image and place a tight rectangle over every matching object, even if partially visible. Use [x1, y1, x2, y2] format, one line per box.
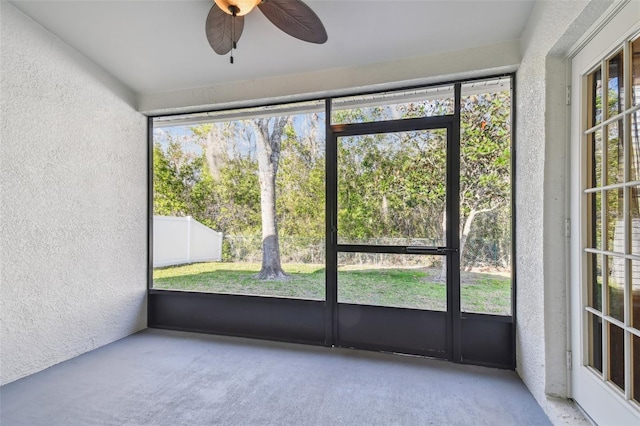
[10, 0, 535, 96]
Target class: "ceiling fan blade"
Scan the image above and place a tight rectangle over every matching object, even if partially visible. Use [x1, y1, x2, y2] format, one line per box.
[258, 0, 327, 44]
[206, 4, 245, 55]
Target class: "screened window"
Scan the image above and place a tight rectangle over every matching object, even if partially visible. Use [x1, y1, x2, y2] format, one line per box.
[152, 100, 327, 300]
[150, 79, 513, 317]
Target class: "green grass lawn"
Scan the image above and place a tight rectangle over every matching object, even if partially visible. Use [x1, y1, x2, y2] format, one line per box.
[153, 262, 511, 315]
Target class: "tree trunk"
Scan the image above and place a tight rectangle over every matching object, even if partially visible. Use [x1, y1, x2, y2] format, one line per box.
[253, 117, 289, 280]
[459, 210, 478, 272]
[438, 207, 493, 280]
[381, 194, 389, 223]
[202, 124, 229, 179]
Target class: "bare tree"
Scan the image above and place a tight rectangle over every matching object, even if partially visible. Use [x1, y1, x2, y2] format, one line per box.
[252, 116, 290, 280]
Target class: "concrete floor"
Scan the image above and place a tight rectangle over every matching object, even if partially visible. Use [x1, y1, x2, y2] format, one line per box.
[1, 329, 551, 425]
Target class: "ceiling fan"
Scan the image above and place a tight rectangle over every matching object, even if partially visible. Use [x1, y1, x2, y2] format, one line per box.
[206, 0, 328, 63]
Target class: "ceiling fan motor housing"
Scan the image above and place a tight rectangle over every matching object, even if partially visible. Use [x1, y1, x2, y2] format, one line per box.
[214, 0, 261, 16]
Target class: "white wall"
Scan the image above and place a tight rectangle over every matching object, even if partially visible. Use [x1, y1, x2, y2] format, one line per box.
[0, 1, 147, 385]
[139, 40, 521, 115]
[516, 0, 613, 421]
[153, 216, 222, 267]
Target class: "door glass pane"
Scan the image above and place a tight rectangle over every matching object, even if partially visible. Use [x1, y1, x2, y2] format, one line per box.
[607, 255, 624, 322]
[588, 191, 602, 249]
[589, 129, 603, 189]
[606, 121, 624, 186]
[632, 112, 640, 182]
[591, 67, 603, 126]
[151, 102, 326, 300]
[337, 252, 446, 311]
[588, 252, 603, 311]
[606, 189, 623, 252]
[633, 37, 640, 107]
[607, 50, 624, 117]
[459, 79, 512, 316]
[633, 259, 640, 330]
[331, 85, 454, 125]
[337, 129, 446, 245]
[589, 312, 603, 373]
[632, 187, 640, 255]
[609, 323, 625, 391]
[634, 334, 640, 403]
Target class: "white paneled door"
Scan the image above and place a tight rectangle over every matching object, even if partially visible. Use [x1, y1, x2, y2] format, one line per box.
[570, 2, 640, 424]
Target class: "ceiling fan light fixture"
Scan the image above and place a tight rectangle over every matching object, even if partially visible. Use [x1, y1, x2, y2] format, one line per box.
[206, 0, 327, 61]
[214, 0, 261, 16]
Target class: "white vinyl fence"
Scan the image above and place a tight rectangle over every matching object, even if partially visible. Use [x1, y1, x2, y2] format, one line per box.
[153, 216, 223, 267]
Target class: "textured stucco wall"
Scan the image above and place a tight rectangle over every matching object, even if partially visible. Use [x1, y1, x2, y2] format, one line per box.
[516, 0, 612, 422]
[0, 1, 147, 385]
